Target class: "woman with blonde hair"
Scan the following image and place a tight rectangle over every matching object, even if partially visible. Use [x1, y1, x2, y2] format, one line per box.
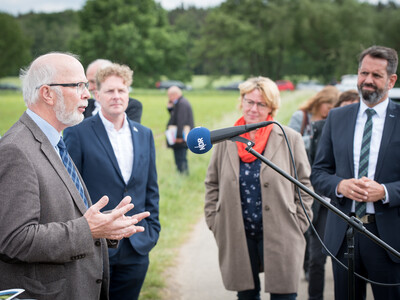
[205, 76, 313, 299]
[288, 85, 340, 153]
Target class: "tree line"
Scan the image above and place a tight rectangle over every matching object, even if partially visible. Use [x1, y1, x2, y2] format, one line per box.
[1, 0, 400, 87]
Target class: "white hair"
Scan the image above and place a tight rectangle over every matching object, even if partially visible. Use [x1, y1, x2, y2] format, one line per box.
[20, 61, 56, 106]
[87, 59, 112, 71]
[19, 52, 80, 106]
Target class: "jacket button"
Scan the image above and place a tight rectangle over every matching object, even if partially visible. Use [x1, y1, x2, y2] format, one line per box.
[263, 183, 269, 188]
[96, 279, 102, 284]
[264, 205, 270, 211]
[95, 241, 101, 247]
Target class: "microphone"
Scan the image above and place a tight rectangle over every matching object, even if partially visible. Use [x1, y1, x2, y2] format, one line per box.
[186, 121, 273, 154]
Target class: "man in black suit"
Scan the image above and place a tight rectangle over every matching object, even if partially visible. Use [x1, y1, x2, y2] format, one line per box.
[311, 45, 400, 299]
[166, 85, 194, 174]
[84, 59, 143, 123]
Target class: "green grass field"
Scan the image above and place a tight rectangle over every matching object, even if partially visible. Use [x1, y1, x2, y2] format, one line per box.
[0, 84, 315, 299]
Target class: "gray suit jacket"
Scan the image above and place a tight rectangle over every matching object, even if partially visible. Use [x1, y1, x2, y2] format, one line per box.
[0, 112, 110, 300]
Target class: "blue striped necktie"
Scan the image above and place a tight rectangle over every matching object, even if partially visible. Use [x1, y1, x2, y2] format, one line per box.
[355, 108, 376, 218]
[58, 137, 89, 208]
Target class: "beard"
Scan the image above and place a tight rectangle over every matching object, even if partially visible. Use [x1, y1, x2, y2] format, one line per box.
[53, 88, 85, 127]
[358, 82, 388, 106]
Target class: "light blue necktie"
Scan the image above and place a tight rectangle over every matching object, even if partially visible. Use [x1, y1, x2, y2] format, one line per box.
[355, 108, 376, 218]
[58, 137, 88, 208]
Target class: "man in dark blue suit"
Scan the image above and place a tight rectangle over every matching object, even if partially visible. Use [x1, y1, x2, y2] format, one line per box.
[64, 63, 160, 300]
[311, 45, 400, 300]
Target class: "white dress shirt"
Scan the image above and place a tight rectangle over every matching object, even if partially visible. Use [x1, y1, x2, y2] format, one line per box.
[92, 101, 101, 116]
[352, 98, 389, 213]
[99, 111, 133, 184]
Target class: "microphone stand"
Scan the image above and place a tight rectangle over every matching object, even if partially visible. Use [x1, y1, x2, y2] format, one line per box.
[231, 136, 400, 300]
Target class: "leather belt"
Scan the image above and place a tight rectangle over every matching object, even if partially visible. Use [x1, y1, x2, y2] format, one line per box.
[351, 213, 375, 224]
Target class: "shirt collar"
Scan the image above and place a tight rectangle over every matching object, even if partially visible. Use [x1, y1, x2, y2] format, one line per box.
[99, 110, 129, 133]
[26, 109, 61, 148]
[359, 97, 389, 119]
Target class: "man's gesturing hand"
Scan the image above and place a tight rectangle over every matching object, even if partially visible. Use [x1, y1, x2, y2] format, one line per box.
[84, 196, 150, 240]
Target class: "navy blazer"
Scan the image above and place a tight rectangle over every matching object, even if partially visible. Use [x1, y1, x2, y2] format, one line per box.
[311, 100, 400, 262]
[64, 114, 160, 256]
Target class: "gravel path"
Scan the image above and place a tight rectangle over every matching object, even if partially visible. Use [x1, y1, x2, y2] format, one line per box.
[163, 216, 374, 300]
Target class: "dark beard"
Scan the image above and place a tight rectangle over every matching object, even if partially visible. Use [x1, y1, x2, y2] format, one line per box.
[358, 82, 387, 105]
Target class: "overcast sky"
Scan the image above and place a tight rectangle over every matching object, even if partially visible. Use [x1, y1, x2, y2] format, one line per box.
[0, 0, 226, 15]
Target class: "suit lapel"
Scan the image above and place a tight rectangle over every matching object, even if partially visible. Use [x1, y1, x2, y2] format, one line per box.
[41, 142, 89, 213]
[91, 115, 124, 181]
[261, 125, 283, 169]
[346, 104, 359, 178]
[21, 113, 88, 214]
[127, 120, 140, 185]
[225, 125, 282, 177]
[227, 140, 240, 179]
[375, 100, 397, 179]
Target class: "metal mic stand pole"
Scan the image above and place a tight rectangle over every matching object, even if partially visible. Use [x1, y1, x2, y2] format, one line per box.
[232, 137, 400, 300]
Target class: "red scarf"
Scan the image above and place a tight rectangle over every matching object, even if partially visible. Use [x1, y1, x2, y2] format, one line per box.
[234, 115, 274, 163]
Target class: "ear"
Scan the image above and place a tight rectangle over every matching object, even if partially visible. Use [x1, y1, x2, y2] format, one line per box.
[39, 85, 56, 106]
[94, 90, 100, 101]
[389, 73, 398, 90]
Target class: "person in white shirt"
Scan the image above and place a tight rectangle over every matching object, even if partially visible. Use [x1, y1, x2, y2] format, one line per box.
[84, 59, 143, 123]
[64, 63, 160, 300]
[311, 45, 400, 300]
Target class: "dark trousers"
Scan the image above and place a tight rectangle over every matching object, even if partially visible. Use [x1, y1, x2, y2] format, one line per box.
[332, 222, 400, 300]
[237, 234, 297, 300]
[109, 238, 149, 300]
[304, 230, 310, 279]
[173, 147, 188, 174]
[308, 206, 328, 300]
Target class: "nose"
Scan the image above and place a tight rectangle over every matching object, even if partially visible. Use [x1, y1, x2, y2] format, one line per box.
[364, 73, 374, 84]
[112, 90, 120, 98]
[82, 86, 91, 99]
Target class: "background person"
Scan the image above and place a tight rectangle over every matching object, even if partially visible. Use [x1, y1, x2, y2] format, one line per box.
[0, 52, 148, 300]
[204, 76, 313, 300]
[311, 45, 400, 300]
[334, 89, 360, 108]
[166, 85, 194, 174]
[288, 85, 340, 282]
[288, 85, 340, 281]
[64, 63, 160, 300]
[85, 58, 143, 123]
[306, 89, 358, 300]
[288, 85, 340, 156]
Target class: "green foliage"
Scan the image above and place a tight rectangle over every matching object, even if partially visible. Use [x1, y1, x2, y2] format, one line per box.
[168, 6, 209, 73]
[290, 0, 374, 81]
[18, 11, 80, 59]
[191, 0, 399, 83]
[0, 13, 31, 77]
[2, 0, 400, 90]
[374, 2, 400, 53]
[73, 0, 191, 87]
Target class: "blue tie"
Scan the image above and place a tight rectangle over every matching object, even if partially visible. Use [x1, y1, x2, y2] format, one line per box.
[58, 137, 89, 208]
[355, 108, 376, 218]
